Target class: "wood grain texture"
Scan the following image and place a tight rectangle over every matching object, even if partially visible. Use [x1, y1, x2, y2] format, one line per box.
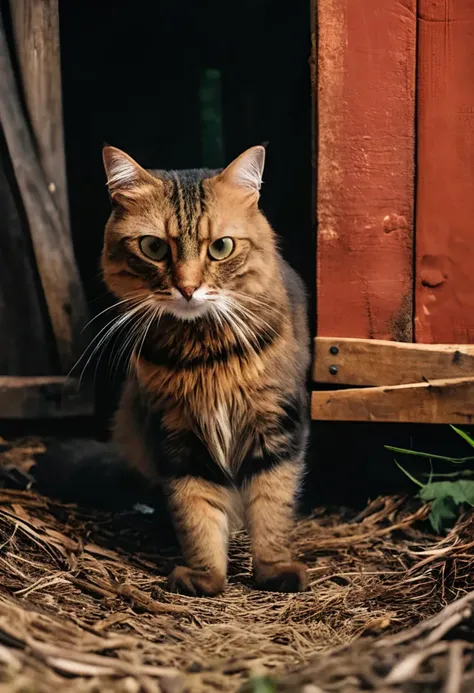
[415, 0, 474, 343]
[0, 9, 88, 371]
[0, 377, 93, 419]
[10, 0, 69, 229]
[316, 0, 416, 341]
[0, 144, 56, 375]
[311, 377, 474, 424]
[314, 337, 474, 386]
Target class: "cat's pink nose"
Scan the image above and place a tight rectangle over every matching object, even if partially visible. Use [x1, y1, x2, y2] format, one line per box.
[177, 285, 197, 301]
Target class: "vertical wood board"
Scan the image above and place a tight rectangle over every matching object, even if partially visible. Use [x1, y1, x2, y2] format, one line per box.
[415, 0, 474, 344]
[0, 144, 55, 375]
[10, 0, 70, 231]
[0, 7, 88, 371]
[316, 0, 416, 341]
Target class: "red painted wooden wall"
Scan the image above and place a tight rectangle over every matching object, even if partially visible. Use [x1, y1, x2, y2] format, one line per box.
[315, 0, 474, 345]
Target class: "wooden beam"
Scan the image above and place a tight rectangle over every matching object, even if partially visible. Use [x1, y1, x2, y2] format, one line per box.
[0, 377, 93, 419]
[10, 0, 69, 230]
[314, 337, 474, 386]
[316, 0, 416, 341]
[415, 1, 474, 343]
[0, 133, 55, 375]
[0, 9, 88, 372]
[311, 377, 474, 424]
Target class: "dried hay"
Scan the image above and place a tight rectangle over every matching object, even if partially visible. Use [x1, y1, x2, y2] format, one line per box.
[274, 590, 474, 692]
[0, 437, 472, 692]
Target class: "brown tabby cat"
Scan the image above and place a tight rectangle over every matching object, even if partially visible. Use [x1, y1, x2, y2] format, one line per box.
[98, 145, 310, 596]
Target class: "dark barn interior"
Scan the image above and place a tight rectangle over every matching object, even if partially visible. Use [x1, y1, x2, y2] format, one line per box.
[60, 0, 314, 307]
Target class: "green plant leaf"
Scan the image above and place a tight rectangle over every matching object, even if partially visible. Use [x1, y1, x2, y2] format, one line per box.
[388, 425, 474, 533]
[420, 470, 474, 479]
[450, 425, 474, 449]
[242, 677, 277, 693]
[384, 445, 474, 464]
[419, 480, 474, 506]
[394, 460, 424, 487]
[429, 496, 458, 533]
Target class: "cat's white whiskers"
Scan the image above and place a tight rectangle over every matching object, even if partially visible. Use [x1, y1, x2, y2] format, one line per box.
[109, 311, 148, 378]
[226, 292, 285, 335]
[229, 292, 291, 331]
[72, 301, 153, 386]
[80, 292, 146, 333]
[208, 304, 225, 330]
[84, 305, 147, 386]
[224, 295, 283, 344]
[69, 309, 136, 382]
[218, 299, 259, 357]
[231, 302, 277, 336]
[134, 304, 163, 373]
[108, 299, 158, 378]
[68, 296, 147, 382]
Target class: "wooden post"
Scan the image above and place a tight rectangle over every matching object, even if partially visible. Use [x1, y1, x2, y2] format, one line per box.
[0, 5, 88, 372]
[0, 149, 55, 376]
[415, 1, 474, 344]
[316, 0, 416, 342]
[10, 0, 70, 231]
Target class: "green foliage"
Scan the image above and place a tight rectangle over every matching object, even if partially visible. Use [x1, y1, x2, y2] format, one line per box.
[240, 676, 277, 693]
[385, 426, 474, 533]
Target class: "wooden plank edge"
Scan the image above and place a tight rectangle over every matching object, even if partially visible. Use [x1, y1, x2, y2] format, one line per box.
[313, 337, 474, 386]
[0, 376, 94, 419]
[311, 376, 474, 424]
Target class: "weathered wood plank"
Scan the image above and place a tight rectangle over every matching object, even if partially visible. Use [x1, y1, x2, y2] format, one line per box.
[314, 337, 474, 386]
[0, 136, 56, 375]
[0, 9, 88, 372]
[311, 377, 474, 424]
[316, 0, 416, 341]
[415, 1, 474, 343]
[10, 0, 69, 230]
[0, 377, 93, 419]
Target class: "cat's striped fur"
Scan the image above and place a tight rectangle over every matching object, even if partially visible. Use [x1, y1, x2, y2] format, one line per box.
[72, 146, 311, 595]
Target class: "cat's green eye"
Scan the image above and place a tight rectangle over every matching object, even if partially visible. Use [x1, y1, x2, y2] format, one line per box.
[139, 236, 169, 261]
[208, 237, 234, 261]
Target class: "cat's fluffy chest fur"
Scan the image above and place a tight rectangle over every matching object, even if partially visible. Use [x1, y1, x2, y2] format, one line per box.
[130, 319, 291, 477]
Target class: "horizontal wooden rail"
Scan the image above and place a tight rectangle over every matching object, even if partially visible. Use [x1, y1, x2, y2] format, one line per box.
[314, 337, 474, 387]
[0, 377, 93, 419]
[312, 376, 474, 424]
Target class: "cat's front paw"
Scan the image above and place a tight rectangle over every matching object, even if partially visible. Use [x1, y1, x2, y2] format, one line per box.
[254, 561, 309, 593]
[167, 566, 226, 597]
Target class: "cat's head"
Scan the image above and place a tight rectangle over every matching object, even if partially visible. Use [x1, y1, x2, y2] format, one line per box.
[101, 145, 280, 322]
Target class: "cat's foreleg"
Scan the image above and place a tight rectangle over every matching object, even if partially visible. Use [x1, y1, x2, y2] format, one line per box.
[240, 452, 308, 593]
[165, 475, 233, 596]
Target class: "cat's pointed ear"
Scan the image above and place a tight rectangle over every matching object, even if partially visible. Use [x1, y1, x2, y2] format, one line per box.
[102, 146, 161, 206]
[219, 146, 266, 196]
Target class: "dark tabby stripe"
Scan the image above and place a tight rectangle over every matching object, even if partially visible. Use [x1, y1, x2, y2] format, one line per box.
[237, 397, 307, 485]
[140, 327, 277, 370]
